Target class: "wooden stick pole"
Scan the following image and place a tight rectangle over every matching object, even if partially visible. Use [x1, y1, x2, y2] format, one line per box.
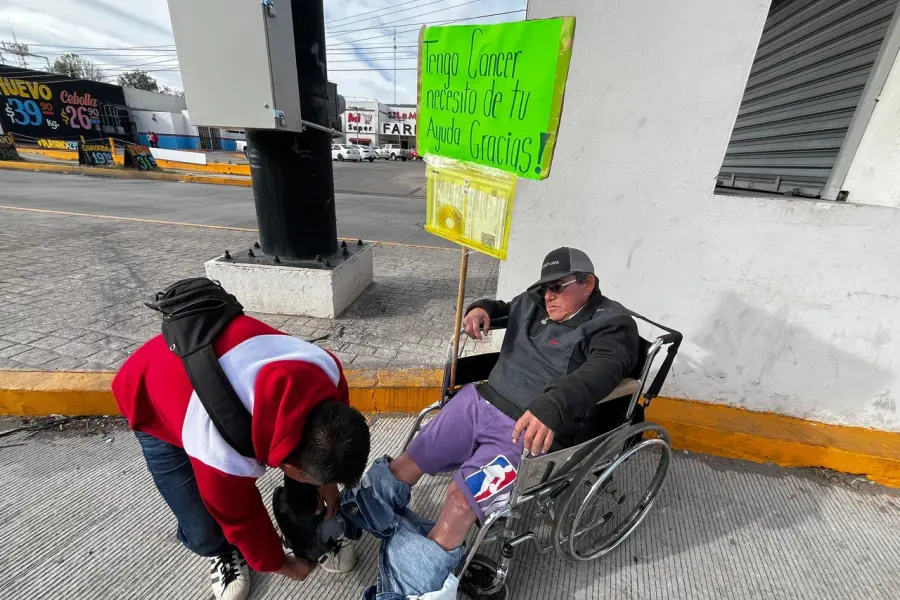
[449, 247, 470, 391]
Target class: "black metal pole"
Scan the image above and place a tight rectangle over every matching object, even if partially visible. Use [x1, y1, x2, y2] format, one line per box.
[245, 0, 337, 260]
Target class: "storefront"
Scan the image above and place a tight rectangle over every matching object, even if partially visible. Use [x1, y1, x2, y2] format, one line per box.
[338, 100, 416, 149]
[0, 64, 131, 142]
[341, 98, 383, 147]
[379, 104, 416, 148]
[345, 109, 378, 146]
[379, 104, 417, 149]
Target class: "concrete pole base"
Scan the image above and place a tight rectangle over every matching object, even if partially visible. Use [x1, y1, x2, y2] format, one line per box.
[205, 243, 373, 318]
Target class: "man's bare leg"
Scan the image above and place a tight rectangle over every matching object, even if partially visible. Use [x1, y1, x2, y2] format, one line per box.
[390, 453, 476, 551]
[389, 452, 425, 486]
[428, 480, 477, 551]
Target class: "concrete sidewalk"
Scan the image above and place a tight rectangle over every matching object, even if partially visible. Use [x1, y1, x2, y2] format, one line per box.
[1, 415, 898, 600]
[0, 206, 497, 372]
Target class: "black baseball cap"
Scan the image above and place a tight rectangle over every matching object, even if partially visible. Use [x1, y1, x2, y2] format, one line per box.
[528, 247, 595, 290]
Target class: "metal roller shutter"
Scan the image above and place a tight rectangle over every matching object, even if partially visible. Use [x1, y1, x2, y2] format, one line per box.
[717, 0, 899, 197]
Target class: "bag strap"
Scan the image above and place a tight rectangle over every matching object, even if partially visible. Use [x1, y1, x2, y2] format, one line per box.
[147, 278, 256, 458]
[183, 346, 256, 458]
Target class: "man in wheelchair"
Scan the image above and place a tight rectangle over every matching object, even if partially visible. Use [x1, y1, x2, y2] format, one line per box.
[342, 247, 641, 598]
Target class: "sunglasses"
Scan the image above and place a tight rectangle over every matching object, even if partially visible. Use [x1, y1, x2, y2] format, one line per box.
[539, 278, 578, 295]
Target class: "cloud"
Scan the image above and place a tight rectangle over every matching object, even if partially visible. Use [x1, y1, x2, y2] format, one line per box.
[0, 0, 526, 103]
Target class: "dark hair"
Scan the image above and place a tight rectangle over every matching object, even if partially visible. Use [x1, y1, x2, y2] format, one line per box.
[574, 272, 600, 291]
[286, 401, 370, 487]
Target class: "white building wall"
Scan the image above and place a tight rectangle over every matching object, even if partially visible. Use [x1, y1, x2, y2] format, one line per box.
[501, 0, 900, 430]
[122, 87, 188, 112]
[129, 109, 196, 137]
[842, 45, 900, 208]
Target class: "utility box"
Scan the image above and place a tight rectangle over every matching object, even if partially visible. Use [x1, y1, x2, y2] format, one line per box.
[167, 0, 302, 131]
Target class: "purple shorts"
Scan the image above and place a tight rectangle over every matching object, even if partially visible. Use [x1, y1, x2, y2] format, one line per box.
[406, 384, 524, 523]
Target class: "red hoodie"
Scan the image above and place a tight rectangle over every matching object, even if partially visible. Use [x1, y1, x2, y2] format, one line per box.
[112, 315, 348, 572]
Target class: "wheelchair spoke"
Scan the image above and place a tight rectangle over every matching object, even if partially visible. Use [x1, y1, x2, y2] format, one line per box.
[560, 436, 671, 560]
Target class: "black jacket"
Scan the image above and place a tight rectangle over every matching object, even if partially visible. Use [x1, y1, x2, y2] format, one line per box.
[467, 290, 640, 447]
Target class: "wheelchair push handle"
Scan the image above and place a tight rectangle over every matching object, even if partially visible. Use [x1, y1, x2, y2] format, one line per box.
[658, 331, 682, 346]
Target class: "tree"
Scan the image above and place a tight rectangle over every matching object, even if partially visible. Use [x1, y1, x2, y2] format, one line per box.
[51, 53, 106, 82]
[161, 85, 185, 98]
[117, 70, 159, 92]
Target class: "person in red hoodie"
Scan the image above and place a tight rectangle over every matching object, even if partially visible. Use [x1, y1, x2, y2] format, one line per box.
[112, 312, 370, 600]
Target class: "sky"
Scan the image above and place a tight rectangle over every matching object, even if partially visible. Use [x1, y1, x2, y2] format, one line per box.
[0, 0, 526, 105]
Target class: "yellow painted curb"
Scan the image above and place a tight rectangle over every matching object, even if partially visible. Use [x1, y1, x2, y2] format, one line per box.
[346, 369, 443, 413]
[0, 159, 251, 187]
[0, 371, 115, 417]
[154, 160, 249, 176]
[646, 397, 900, 487]
[2, 368, 898, 487]
[18, 148, 78, 161]
[17, 148, 250, 176]
[0, 369, 442, 417]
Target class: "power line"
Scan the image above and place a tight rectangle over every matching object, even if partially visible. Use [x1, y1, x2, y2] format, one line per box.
[330, 56, 416, 63]
[327, 0, 489, 34]
[325, 0, 437, 27]
[329, 44, 418, 52]
[326, 9, 524, 48]
[327, 0, 490, 35]
[330, 67, 418, 72]
[325, 0, 447, 27]
[23, 44, 175, 50]
[98, 56, 180, 69]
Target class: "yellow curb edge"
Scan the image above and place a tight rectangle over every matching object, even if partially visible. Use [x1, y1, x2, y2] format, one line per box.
[17, 148, 251, 176]
[0, 159, 251, 187]
[1, 369, 898, 488]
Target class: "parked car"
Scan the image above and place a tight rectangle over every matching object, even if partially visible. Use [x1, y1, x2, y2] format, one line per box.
[355, 145, 377, 162]
[376, 144, 409, 161]
[332, 144, 361, 162]
[408, 149, 422, 161]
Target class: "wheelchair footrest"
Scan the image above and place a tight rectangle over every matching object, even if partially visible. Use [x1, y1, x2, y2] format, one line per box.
[459, 555, 508, 600]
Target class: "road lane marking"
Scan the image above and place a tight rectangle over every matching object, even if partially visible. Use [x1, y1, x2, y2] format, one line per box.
[0, 205, 455, 251]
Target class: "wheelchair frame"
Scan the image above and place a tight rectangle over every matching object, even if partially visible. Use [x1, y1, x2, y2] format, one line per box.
[400, 311, 682, 599]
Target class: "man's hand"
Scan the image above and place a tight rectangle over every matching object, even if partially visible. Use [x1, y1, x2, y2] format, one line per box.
[512, 411, 555, 456]
[317, 483, 341, 520]
[464, 308, 491, 340]
[277, 554, 316, 581]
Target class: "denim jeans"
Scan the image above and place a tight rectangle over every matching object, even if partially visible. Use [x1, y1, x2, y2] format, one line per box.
[341, 457, 463, 600]
[135, 431, 234, 557]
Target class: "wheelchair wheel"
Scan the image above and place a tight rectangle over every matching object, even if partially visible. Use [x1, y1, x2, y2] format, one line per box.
[458, 555, 509, 600]
[553, 422, 672, 561]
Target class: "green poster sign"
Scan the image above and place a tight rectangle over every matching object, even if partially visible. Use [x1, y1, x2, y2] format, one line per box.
[417, 17, 575, 180]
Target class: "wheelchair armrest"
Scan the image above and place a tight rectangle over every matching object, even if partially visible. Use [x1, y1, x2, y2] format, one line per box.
[599, 378, 641, 404]
[460, 315, 508, 336]
[658, 331, 683, 345]
[490, 315, 509, 330]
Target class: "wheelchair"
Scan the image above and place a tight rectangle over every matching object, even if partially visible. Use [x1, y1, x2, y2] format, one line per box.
[400, 312, 682, 599]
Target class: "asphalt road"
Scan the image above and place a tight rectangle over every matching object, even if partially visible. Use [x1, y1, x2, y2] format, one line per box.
[206, 153, 426, 198]
[0, 164, 452, 248]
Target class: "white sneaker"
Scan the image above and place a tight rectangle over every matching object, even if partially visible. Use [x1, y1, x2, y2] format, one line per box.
[320, 543, 358, 574]
[209, 550, 251, 600]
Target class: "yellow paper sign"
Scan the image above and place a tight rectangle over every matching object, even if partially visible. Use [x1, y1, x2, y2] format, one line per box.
[425, 155, 516, 260]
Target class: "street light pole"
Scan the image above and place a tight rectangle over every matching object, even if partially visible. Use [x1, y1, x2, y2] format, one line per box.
[393, 27, 397, 105]
[169, 0, 372, 318]
[246, 0, 338, 260]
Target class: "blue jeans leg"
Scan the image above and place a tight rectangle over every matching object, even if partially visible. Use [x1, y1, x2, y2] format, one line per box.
[135, 431, 234, 557]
